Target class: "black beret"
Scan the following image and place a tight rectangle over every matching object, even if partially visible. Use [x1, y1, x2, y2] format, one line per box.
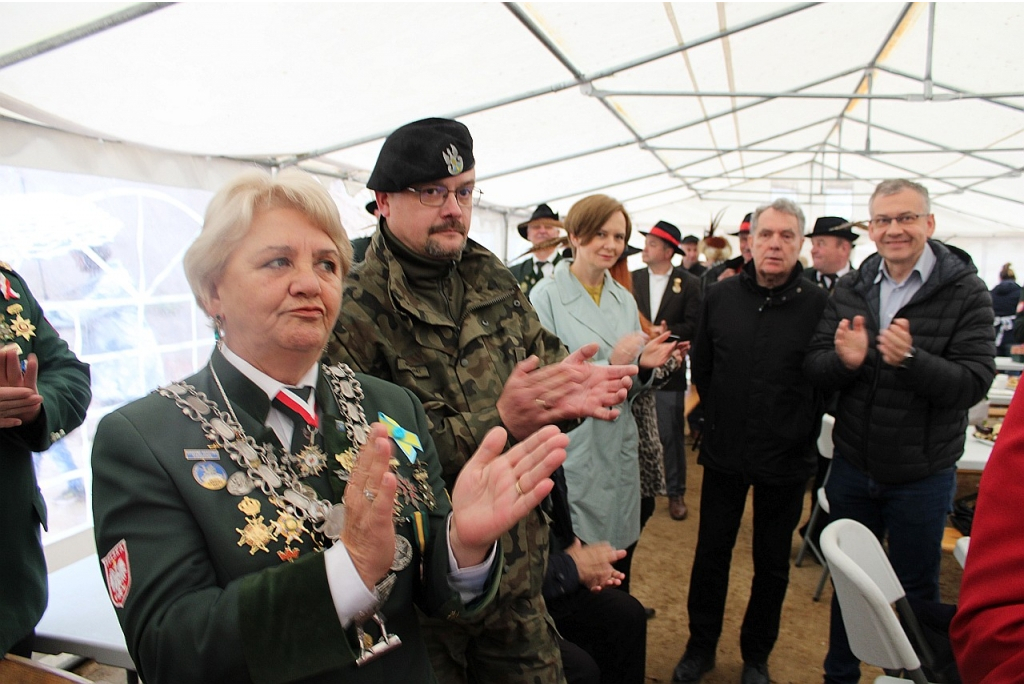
[367, 118, 475, 192]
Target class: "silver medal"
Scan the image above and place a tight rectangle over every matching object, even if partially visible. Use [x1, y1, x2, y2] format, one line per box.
[186, 395, 211, 415]
[322, 504, 345, 540]
[283, 488, 311, 512]
[210, 417, 235, 441]
[234, 440, 258, 466]
[391, 535, 413, 572]
[258, 464, 282, 488]
[226, 471, 254, 496]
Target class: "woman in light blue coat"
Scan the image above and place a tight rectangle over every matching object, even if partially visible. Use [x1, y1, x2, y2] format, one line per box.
[530, 194, 677, 591]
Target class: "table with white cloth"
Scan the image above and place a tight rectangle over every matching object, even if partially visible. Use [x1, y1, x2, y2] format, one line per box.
[33, 554, 136, 680]
[995, 356, 1024, 373]
[957, 429, 993, 472]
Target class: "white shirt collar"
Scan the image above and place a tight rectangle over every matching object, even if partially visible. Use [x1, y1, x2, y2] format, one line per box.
[220, 344, 319, 403]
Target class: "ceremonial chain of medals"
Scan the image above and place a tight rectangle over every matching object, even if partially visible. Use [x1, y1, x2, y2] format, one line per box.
[159, 360, 435, 665]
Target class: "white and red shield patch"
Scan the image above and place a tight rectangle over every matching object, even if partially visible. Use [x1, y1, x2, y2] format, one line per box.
[101, 539, 132, 608]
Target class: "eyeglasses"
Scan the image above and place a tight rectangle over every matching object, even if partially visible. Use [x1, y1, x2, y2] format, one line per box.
[869, 213, 928, 228]
[404, 185, 482, 208]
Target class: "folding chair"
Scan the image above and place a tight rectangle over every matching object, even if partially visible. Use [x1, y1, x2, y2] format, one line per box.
[794, 413, 834, 600]
[820, 519, 934, 684]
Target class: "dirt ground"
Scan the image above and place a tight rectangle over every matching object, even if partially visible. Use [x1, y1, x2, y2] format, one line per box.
[631, 442, 965, 684]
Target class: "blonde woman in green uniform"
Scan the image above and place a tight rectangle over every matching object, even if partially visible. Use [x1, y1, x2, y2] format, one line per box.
[91, 169, 567, 683]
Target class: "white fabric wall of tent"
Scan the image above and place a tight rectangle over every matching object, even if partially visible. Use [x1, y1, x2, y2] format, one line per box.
[0, 2, 1022, 553]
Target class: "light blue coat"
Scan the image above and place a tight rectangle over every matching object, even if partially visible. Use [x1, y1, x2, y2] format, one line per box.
[530, 260, 647, 550]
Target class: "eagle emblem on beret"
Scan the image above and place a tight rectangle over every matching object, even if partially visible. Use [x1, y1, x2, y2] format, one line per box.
[442, 144, 464, 175]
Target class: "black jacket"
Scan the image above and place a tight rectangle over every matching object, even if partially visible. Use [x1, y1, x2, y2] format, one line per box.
[692, 261, 828, 485]
[631, 266, 701, 392]
[803, 240, 996, 484]
[990, 279, 1021, 317]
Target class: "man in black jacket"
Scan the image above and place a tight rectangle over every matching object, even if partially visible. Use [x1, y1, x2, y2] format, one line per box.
[803, 179, 996, 683]
[672, 200, 828, 685]
[632, 220, 701, 520]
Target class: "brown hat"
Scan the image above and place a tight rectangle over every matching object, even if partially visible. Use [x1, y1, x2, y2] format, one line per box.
[367, 118, 475, 192]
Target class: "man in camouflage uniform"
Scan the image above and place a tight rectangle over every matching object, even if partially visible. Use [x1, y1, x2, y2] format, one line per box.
[328, 117, 636, 683]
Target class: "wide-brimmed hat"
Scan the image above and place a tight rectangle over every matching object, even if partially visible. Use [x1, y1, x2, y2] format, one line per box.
[367, 117, 474, 191]
[729, 212, 753, 236]
[517, 203, 563, 239]
[806, 216, 858, 243]
[640, 220, 685, 255]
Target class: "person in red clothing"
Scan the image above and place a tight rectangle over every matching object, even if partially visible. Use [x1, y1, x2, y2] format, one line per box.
[950, 387, 1024, 683]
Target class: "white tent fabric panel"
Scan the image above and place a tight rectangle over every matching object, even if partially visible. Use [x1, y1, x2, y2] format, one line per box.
[0, 1, 1020, 238]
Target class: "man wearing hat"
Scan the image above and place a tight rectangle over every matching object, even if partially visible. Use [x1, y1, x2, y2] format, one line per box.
[632, 221, 701, 521]
[680, 235, 707, 277]
[702, 213, 753, 288]
[327, 117, 637, 682]
[803, 216, 858, 293]
[349, 201, 379, 264]
[508, 204, 565, 297]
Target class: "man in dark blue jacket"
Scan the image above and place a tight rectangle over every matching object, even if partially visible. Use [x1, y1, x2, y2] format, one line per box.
[803, 179, 996, 683]
[672, 200, 828, 685]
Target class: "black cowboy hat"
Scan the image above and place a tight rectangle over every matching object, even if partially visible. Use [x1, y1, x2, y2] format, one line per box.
[517, 203, 563, 239]
[806, 216, 859, 243]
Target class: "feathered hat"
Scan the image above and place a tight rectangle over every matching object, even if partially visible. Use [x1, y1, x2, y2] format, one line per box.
[697, 209, 732, 266]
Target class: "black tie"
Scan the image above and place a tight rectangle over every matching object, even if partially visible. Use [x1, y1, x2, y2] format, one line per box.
[273, 386, 315, 453]
[821, 274, 837, 292]
[536, 260, 548, 279]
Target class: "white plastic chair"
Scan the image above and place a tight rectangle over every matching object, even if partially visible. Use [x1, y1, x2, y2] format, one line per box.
[819, 519, 931, 684]
[794, 413, 834, 600]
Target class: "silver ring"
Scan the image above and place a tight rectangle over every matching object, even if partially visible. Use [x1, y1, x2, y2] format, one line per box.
[515, 480, 525, 497]
[363, 488, 376, 502]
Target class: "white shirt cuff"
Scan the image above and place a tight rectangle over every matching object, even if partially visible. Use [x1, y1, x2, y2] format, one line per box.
[324, 542, 379, 628]
[446, 514, 498, 603]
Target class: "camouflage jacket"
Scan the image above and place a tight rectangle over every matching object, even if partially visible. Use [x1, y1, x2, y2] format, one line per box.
[328, 225, 568, 484]
[327, 225, 569, 622]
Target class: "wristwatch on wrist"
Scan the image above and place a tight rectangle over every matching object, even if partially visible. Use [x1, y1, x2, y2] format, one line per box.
[902, 346, 917, 368]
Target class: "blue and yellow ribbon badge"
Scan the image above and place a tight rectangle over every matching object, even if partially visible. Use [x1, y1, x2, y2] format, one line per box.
[378, 412, 422, 463]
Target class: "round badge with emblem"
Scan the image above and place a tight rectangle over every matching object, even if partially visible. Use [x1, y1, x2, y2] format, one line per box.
[193, 462, 228, 490]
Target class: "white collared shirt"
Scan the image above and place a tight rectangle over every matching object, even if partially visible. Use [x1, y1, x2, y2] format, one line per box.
[220, 344, 318, 449]
[648, 269, 670, 320]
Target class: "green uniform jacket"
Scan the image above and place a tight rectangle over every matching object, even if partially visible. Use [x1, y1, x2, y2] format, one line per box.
[507, 254, 563, 299]
[0, 266, 91, 655]
[327, 226, 568, 677]
[91, 350, 497, 683]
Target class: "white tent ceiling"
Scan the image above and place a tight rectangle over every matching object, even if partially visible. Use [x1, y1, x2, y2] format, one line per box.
[1, 2, 1022, 240]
